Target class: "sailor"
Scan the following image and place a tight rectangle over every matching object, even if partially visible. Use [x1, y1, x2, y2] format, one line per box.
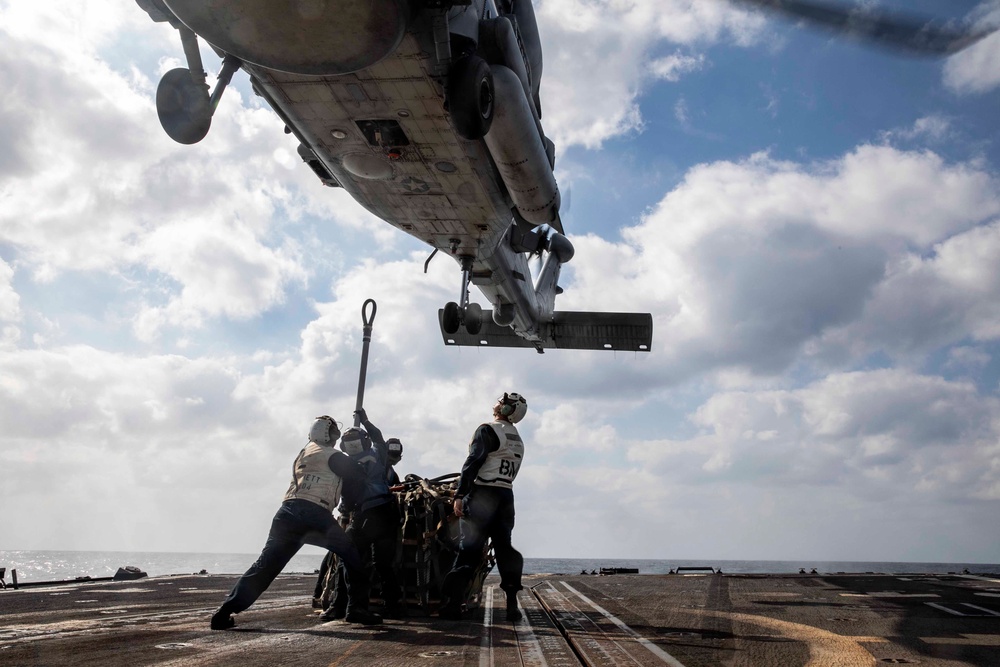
[386, 438, 403, 486]
[210, 416, 364, 630]
[320, 435, 406, 620]
[319, 408, 404, 623]
[439, 392, 527, 622]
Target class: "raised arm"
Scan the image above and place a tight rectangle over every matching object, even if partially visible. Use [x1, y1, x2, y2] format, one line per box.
[356, 408, 387, 463]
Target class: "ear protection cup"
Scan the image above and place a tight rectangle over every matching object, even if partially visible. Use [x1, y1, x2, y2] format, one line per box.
[499, 392, 515, 415]
[499, 392, 527, 423]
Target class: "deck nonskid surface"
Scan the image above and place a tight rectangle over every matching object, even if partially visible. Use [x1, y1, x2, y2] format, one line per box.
[2, 572, 998, 666]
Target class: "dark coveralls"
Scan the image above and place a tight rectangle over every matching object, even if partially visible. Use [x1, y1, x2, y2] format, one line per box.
[322, 463, 401, 616]
[217, 454, 364, 617]
[445, 424, 524, 605]
[340, 417, 403, 614]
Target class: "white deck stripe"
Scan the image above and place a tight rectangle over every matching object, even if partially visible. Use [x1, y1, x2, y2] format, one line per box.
[512, 597, 549, 667]
[560, 582, 687, 667]
[961, 603, 1000, 616]
[958, 575, 1000, 584]
[480, 585, 494, 667]
[926, 602, 966, 616]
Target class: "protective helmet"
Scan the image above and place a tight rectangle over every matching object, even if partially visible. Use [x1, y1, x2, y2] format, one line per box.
[309, 416, 341, 445]
[386, 438, 403, 465]
[496, 392, 527, 423]
[339, 427, 371, 456]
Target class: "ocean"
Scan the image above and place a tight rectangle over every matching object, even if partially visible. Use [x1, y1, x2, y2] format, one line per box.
[2, 550, 997, 584]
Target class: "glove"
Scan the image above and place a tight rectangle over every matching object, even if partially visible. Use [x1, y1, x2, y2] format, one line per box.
[354, 408, 368, 423]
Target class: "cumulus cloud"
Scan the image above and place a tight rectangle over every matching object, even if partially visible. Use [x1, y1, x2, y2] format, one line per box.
[535, 403, 618, 453]
[536, 0, 765, 148]
[0, 258, 20, 322]
[629, 368, 1000, 500]
[879, 115, 953, 145]
[0, 2, 394, 343]
[648, 51, 706, 81]
[561, 145, 1000, 379]
[945, 345, 992, 372]
[821, 221, 1000, 357]
[943, 3, 1000, 94]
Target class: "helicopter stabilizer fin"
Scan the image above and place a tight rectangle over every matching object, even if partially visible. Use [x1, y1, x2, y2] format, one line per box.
[439, 310, 652, 352]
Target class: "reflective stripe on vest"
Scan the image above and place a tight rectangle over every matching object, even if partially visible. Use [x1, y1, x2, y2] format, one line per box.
[474, 421, 524, 489]
[283, 442, 343, 510]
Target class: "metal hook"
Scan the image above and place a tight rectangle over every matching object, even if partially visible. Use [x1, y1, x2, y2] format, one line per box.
[362, 298, 377, 328]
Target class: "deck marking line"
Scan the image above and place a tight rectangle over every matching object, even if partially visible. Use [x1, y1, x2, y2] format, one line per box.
[559, 582, 687, 667]
[925, 602, 966, 616]
[958, 575, 1000, 584]
[512, 597, 549, 667]
[326, 640, 364, 667]
[480, 585, 494, 667]
[535, 582, 621, 666]
[961, 603, 1000, 616]
[681, 609, 883, 666]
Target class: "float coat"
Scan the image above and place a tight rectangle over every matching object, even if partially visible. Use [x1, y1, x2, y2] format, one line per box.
[474, 422, 524, 489]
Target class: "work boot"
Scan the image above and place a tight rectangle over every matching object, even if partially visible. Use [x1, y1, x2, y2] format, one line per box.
[345, 609, 383, 625]
[210, 608, 235, 630]
[505, 592, 522, 622]
[318, 605, 346, 622]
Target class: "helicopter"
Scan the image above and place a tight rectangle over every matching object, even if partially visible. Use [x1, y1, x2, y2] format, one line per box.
[135, 0, 994, 354]
[135, 0, 654, 354]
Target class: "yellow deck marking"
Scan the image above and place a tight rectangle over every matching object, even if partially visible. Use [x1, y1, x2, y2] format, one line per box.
[681, 609, 885, 667]
[326, 639, 364, 667]
[920, 634, 1000, 646]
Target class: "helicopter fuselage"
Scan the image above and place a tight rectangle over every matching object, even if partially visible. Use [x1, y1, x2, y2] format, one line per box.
[140, 0, 653, 352]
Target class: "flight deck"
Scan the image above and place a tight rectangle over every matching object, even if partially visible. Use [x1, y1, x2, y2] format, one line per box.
[2, 571, 999, 666]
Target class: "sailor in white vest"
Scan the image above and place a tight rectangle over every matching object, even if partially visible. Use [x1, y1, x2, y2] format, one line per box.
[210, 415, 365, 630]
[439, 392, 527, 622]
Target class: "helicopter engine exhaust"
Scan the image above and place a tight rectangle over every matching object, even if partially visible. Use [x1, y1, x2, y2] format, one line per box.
[484, 66, 560, 226]
[161, 0, 407, 75]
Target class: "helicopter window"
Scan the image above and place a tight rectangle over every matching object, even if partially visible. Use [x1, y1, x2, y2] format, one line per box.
[355, 120, 410, 148]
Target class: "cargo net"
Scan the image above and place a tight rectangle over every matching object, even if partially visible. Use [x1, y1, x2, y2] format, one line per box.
[396, 473, 495, 612]
[317, 473, 495, 615]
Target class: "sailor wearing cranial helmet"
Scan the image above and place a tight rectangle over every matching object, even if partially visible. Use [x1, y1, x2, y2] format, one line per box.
[319, 432, 407, 619]
[209, 415, 365, 631]
[319, 407, 405, 624]
[385, 438, 403, 486]
[440, 392, 527, 623]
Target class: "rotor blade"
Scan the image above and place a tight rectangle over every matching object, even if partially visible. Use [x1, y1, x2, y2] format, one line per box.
[733, 0, 997, 56]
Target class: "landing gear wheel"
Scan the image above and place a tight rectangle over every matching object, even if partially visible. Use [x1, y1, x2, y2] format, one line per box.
[156, 68, 212, 144]
[465, 302, 483, 335]
[447, 56, 494, 140]
[442, 301, 461, 334]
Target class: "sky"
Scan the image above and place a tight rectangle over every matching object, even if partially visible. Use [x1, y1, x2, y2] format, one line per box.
[1, 0, 999, 565]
